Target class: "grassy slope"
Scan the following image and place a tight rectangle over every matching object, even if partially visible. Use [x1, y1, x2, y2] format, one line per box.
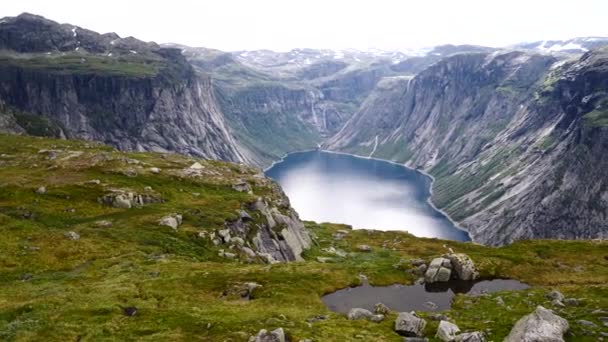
[0, 135, 606, 341]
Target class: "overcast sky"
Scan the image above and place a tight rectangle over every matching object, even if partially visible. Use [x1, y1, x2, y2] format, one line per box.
[2, 0, 607, 51]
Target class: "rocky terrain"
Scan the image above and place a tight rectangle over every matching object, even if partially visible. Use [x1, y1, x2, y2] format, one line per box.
[0, 134, 606, 341]
[327, 47, 608, 245]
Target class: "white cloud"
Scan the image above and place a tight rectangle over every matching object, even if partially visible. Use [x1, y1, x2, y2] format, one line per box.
[1, 0, 607, 51]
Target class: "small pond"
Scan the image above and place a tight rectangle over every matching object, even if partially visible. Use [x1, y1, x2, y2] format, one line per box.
[322, 279, 529, 313]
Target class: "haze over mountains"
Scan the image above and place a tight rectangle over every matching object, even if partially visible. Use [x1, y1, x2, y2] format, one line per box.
[1, 13, 608, 246]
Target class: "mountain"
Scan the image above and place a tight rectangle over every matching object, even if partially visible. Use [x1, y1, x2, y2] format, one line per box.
[0, 13, 250, 163]
[327, 48, 608, 245]
[515, 37, 608, 54]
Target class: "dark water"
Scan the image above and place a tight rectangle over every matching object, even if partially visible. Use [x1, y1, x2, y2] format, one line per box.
[265, 151, 470, 241]
[322, 279, 529, 313]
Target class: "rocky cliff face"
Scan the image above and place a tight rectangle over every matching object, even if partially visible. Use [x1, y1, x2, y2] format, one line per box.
[0, 13, 250, 164]
[327, 49, 608, 245]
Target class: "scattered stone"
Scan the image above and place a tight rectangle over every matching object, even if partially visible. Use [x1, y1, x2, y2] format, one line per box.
[504, 306, 569, 342]
[429, 313, 449, 321]
[577, 319, 597, 327]
[547, 290, 565, 302]
[218, 229, 231, 243]
[20, 273, 33, 281]
[99, 191, 161, 209]
[189, 162, 204, 170]
[144, 186, 153, 191]
[496, 296, 505, 306]
[417, 264, 428, 274]
[551, 299, 565, 307]
[370, 314, 385, 322]
[232, 181, 251, 192]
[357, 244, 372, 252]
[241, 246, 257, 258]
[239, 210, 253, 221]
[35, 186, 46, 194]
[348, 308, 374, 320]
[249, 328, 285, 342]
[375, 302, 390, 315]
[85, 179, 101, 185]
[93, 220, 113, 228]
[455, 331, 486, 342]
[410, 259, 426, 267]
[149, 167, 161, 174]
[322, 246, 347, 257]
[231, 237, 245, 246]
[306, 314, 327, 323]
[332, 232, 347, 240]
[65, 231, 80, 240]
[563, 298, 580, 306]
[445, 253, 479, 281]
[159, 214, 182, 230]
[436, 320, 461, 341]
[403, 338, 429, 342]
[395, 312, 427, 337]
[123, 307, 138, 317]
[219, 251, 237, 259]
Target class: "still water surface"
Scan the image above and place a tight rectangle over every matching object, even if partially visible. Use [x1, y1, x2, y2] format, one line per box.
[265, 151, 470, 241]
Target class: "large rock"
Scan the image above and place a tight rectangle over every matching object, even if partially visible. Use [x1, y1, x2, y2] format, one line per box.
[504, 306, 569, 342]
[249, 328, 285, 342]
[425, 258, 452, 283]
[159, 214, 182, 230]
[99, 190, 162, 209]
[455, 332, 486, 342]
[436, 320, 460, 341]
[445, 254, 478, 281]
[395, 312, 427, 337]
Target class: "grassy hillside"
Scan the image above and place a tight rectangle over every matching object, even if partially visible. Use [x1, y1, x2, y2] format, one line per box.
[0, 135, 606, 341]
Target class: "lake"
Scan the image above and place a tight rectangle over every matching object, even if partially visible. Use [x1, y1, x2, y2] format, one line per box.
[265, 151, 470, 241]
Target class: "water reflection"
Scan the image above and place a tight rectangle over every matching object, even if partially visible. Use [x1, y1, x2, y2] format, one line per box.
[265, 151, 470, 241]
[322, 279, 529, 313]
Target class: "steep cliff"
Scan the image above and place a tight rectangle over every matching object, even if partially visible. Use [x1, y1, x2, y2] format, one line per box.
[0, 13, 249, 163]
[327, 49, 608, 245]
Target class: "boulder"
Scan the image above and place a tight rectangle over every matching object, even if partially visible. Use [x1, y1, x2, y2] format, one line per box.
[436, 320, 460, 341]
[36, 186, 47, 194]
[149, 167, 161, 174]
[159, 214, 182, 230]
[249, 328, 285, 342]
[347, 308, 374, 320]
[218, 229, 231, 243]
[425, 257, 452, 283]
[395, 312, 427, 337]
[504, 306, 569, 342]
[65, 231, 80, 240]
[189, 162, 204, 170]
[455, 332, 486, 342]
[445, 253, 479, 281]
[563, 298, 579, 306]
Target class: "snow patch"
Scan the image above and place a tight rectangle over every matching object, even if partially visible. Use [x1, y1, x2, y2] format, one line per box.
[547, 42, 587, 52]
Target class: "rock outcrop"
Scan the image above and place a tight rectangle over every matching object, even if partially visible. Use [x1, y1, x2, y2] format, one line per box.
[504, 306, 569, 342]
[424, 254, 479, 283]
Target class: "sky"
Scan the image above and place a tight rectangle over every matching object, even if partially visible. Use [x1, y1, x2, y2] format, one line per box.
[1, 0, 607, 52]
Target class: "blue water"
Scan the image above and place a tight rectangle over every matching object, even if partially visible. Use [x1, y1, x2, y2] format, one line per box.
[265, 151, 470, 241]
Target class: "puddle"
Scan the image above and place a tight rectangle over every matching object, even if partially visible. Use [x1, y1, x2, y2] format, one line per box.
[322, 279, 529, 313]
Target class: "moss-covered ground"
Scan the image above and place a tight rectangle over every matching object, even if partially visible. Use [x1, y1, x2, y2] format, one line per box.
[0, 135, 606, 341]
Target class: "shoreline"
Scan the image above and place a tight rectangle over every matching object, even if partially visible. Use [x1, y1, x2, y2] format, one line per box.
[265, 147, 474, 242]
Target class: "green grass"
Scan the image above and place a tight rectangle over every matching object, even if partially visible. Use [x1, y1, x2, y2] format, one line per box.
[0, 53, 160, 77]
[0, 134, 606, 341]
[583, 109, 608, 127]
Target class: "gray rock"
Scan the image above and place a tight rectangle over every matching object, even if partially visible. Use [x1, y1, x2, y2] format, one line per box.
[436, 320, 460, 341]
[357, 244, 372, 252]
[395, 312, 427, 337]
[35, 186, 46, 194]
[547, 290, 565, 302]
[563, 298, 580, 306]
[496, 296, 505, 306]
[232, 181, 251, 192]
[425, 257, 452, 283]
[241, 246, 257, 258]
[189, 162, 204, 170]
[218, 229, 231, 243]
[445, 253, 478, 281]
[551, 299, 565, 307]
[93, 220, 112, 228]
[455, 331, 486, 342]
[410, 259, 426, 267]
[159, 214, 182, 230]
[149, 167, 161, 174]
[375, 302, 390, 315]
[504, 306, 569, 342]
[316, 257, 334, 263]
[370, 314, 385, 323]
[231, 237, 245, 246]
[403, 338, 428, 342]
[347, 308, 374, 320]
[65, 231, 80, 240]
[577, 319, 597, 327]
[249, 328, 285, 342]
